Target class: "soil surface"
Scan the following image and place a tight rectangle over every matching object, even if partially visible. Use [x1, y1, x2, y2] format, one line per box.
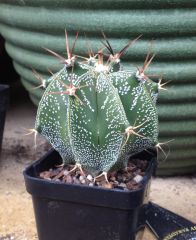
[39, 159, 148, 190]
[0, 95, 195, 240]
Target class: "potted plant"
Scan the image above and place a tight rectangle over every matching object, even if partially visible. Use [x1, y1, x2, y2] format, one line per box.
[24, 33, 163, 240]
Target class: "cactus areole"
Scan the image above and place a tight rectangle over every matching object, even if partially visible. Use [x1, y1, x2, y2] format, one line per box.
[35, 33, 160, 178]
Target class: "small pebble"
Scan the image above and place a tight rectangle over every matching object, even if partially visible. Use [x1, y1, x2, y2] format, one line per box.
[102, 182, 113, 189]
[73, 176, 80, 184]
[40, 171, 51, 179]
[119, 183, 127, 188]
[87, 174, 93, 181]
[122, 176, 127, 181]
[110, 177, 116, 182]
[126, 181, 136, 190]
[79, 175, 85, 181]
[75, 171, 81, 177]
[117, 175, 123, 182]
[45, 177, 51, 181]
[66, 175, 73, 183]
[63, 170, 69, 176]
[133, 175, 143, 183]
[80, 179, 85, 184]
[109, 171, 117, 178]
[113, 180, 119, 187]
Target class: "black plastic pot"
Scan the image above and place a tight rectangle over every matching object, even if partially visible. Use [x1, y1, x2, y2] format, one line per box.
[24, 149, 156, 240]
[0, 84, 9, 151]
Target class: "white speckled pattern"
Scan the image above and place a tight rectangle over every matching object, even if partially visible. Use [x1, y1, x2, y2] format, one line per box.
[35, 59, 159, 174]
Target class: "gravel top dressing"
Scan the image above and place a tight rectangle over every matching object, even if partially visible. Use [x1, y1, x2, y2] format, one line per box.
[39, 159, 148, 191]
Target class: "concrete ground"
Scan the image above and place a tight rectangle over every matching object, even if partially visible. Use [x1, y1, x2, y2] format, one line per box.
[0, 89, 195, 240]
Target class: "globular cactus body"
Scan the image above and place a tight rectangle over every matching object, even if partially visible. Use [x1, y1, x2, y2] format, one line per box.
[35, 36, 159, 176]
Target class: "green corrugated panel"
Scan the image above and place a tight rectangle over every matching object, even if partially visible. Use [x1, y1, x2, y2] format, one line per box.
[1, 24, 196, 61]
[3, 0, 196, 9]
[0, 4, 196, 36]
[4, 41, 196, 83]
[0, 0, 196, 175]
[159, 136, 196, 149]
[157, 165, 196, 176]
[160, 121, 196, 136]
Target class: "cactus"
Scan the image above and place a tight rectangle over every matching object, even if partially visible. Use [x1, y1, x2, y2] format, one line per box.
[35, 32, 161, 179]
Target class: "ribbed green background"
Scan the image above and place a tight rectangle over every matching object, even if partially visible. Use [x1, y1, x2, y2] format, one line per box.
[0, 0, 196, 175]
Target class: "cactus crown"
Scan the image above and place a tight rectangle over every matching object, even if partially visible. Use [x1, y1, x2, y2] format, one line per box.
[35, 32, 160, 177]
